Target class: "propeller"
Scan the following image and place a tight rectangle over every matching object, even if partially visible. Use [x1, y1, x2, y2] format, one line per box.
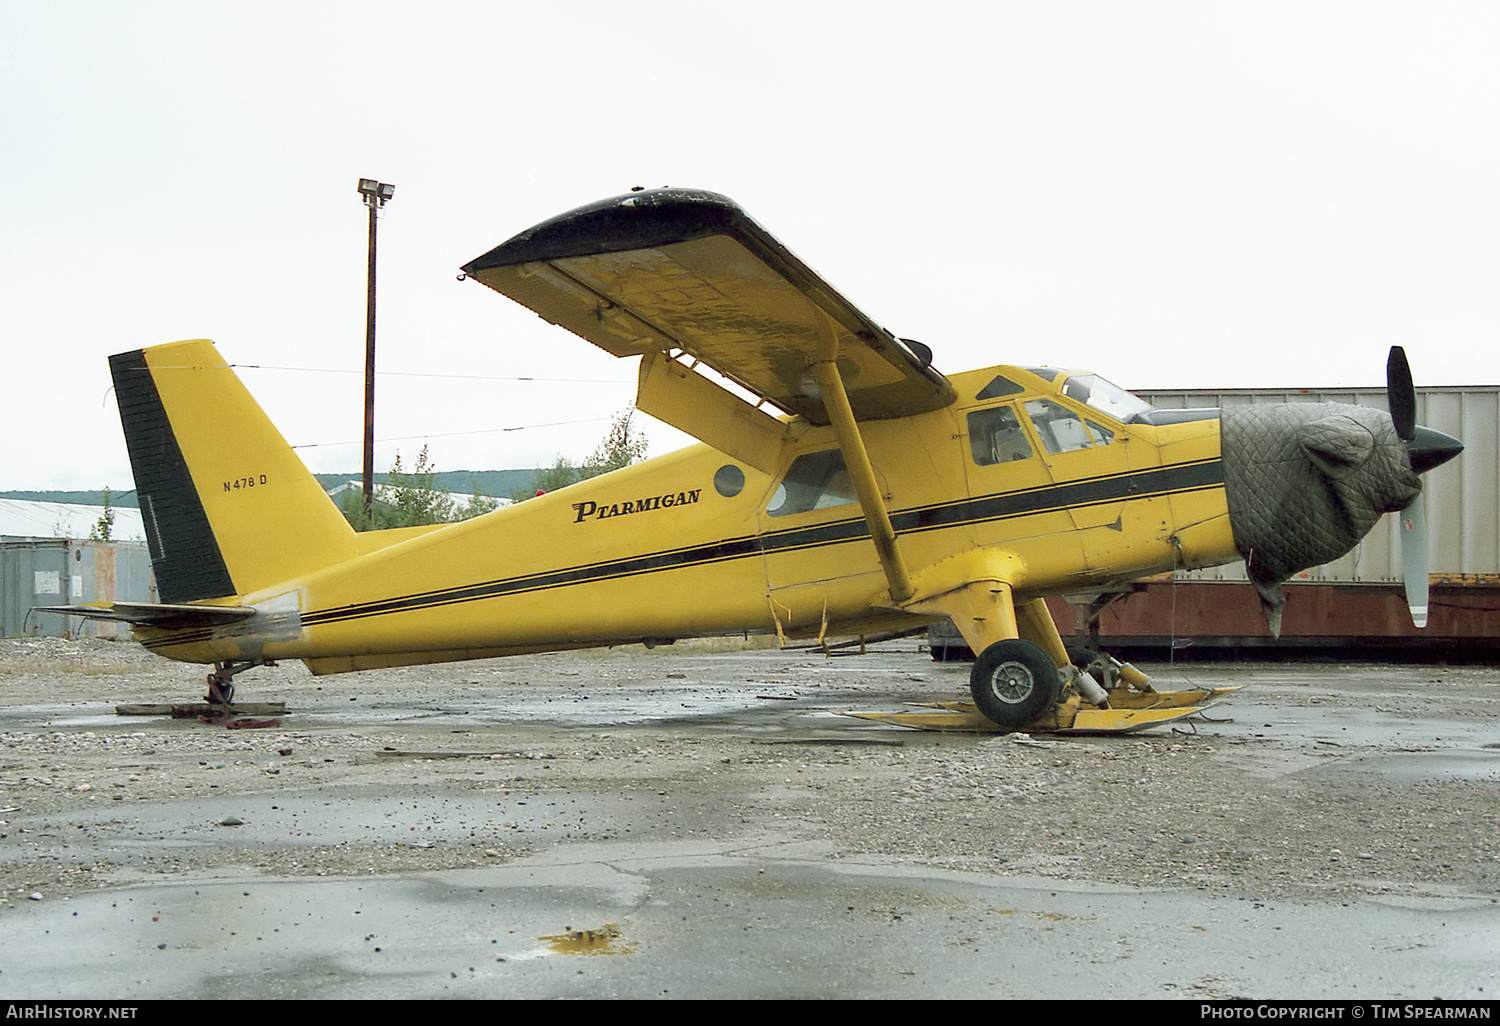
[1387, 347, 1417, 442]
[1386, 346, 1463, 628]
[1399, 490, 1430, 628]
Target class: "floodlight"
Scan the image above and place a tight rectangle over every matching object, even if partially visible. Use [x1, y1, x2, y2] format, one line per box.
[358, 178, 394, 208]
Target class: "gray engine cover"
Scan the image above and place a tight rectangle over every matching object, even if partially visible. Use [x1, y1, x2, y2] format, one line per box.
[1221, 403, 1418, 635]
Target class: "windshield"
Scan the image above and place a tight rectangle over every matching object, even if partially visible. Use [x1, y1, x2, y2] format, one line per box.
[1060, 374, 1153, 423]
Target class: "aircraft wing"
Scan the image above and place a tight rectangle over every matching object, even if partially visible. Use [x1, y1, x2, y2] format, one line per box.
[460, 188, 957, 424]
[33, 602, 257, 628]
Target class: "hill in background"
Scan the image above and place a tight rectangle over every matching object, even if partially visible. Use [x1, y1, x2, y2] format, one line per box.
[2, 469, 541, 509]
[311, 469, 541, 499]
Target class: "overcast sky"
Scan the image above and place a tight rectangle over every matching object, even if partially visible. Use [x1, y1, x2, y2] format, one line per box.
[4, 1, 1497, 490]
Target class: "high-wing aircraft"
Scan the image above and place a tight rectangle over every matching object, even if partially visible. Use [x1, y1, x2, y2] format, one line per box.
[46, 188, 1463, 732]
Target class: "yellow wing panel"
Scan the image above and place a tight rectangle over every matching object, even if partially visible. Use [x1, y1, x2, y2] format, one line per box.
[462, 188, 956, 425]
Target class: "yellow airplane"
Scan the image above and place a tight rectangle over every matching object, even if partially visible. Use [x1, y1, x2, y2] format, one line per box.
[49, 188, 1462, 732]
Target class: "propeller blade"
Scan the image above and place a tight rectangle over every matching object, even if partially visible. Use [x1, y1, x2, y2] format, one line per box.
[1399, 490, 1430, 629]
[1387, 346, 1417, 442]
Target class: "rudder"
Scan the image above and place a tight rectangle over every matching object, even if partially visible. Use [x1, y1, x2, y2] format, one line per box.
[111, 340, 357, 603]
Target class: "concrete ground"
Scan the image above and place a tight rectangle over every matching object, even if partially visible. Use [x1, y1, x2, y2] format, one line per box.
[0, 638, 1497, 999]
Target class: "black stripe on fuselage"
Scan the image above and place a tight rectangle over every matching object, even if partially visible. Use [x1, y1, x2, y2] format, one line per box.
[271, 458, 1223, 633]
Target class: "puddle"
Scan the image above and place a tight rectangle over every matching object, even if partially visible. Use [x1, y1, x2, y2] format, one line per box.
[538, 923, 635, 955]
[1212, 702, 1498, 753]
[1295, 750, 1500, 784]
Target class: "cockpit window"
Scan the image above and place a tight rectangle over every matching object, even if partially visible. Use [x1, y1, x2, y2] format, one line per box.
[766, 449, 857, 517]
[1060, 374, 1153, 423]
[1025, 399, 1102, 454]
[1021, 366, 1061, 382]
[968, 406, 1033, 465]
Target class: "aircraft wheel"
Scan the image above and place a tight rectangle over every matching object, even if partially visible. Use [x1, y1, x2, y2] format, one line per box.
[970, 639, 1061, 729]
[205, 673, 234, 707]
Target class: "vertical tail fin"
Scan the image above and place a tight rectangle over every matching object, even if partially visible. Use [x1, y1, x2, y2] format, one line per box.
[111, 340, 357, 602]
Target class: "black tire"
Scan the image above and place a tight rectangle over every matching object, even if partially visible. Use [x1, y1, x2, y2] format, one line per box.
[970, 639, 1062, 728]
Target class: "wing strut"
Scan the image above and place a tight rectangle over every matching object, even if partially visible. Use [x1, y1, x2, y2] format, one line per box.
[811, 313, 914, 604]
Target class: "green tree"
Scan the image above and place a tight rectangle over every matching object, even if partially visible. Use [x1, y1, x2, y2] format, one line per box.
[89, 487, 115, 541]
[514, 406, 648, 500]
[459, 475, 501, 519]
[518, 454, 582, 499]
[583, 405, 649, 476]
[337, 445, 498, 531]
[382, 445, 456, 527]
[335, 487, 373, 531]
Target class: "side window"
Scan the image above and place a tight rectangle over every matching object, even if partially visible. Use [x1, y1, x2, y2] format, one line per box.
[767, 450, 857, 517]
[1024, 399, 1100, 454]
[967, 406, 1034, 466]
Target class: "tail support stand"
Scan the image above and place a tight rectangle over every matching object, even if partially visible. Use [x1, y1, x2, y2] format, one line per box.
[205, 659, 273, 710]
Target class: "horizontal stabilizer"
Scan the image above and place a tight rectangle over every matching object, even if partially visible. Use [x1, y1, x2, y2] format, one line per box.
[33, 602, 257, 628]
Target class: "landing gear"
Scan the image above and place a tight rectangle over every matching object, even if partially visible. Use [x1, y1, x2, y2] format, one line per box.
[969, 639, 1061, 729]
[205, 671, 234, 707]
[1065, 644, 1108, 685]
[1063, 646, 1156, 695]
[204, 660, 271, 710]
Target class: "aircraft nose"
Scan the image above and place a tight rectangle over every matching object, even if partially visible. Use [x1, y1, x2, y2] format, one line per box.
[1408, 425, 1463, 474]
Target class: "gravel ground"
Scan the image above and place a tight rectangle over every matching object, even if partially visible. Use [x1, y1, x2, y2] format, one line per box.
[2, 636, 1499, 911]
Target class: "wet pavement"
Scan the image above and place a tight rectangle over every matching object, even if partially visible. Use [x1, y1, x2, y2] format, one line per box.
[7, 843, 1499, 999]
[1, 647, 1498, 999]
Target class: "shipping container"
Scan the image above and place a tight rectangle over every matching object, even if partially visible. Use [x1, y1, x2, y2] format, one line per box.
[0, 540, 155, 639]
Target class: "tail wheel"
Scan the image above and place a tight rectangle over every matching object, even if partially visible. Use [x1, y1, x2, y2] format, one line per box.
[970, 639, 1061, 729]
[205, 674, 234, 707]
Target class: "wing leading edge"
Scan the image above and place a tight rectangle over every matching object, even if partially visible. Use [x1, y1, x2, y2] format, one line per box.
[460, 188, 956, 425]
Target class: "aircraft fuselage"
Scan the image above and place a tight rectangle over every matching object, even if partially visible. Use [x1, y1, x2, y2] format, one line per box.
[135, 363, 1237, 673]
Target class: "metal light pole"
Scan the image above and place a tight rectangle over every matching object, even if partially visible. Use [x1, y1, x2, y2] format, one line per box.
[357, 178, 395, 525]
